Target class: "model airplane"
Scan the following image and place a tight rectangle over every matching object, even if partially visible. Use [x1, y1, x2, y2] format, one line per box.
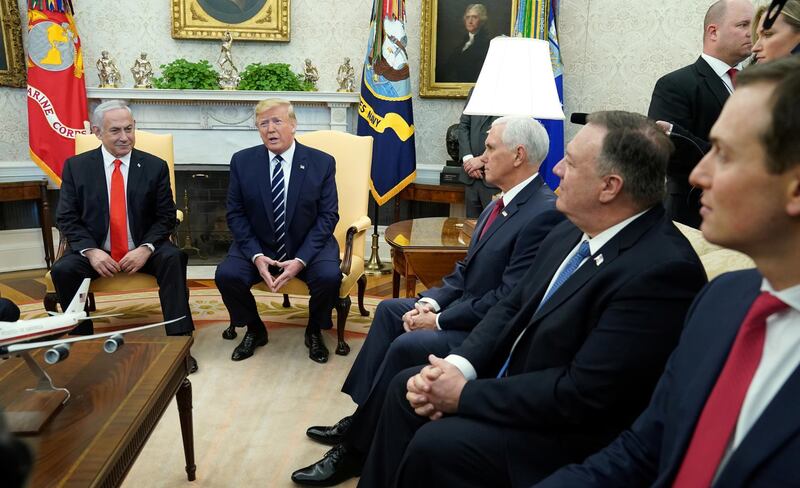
[0, 278, 182, 362]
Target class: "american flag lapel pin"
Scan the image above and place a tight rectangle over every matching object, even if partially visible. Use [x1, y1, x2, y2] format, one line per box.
[300, 164, 306, 170]
[594, 254, 604, 266]
[501, 210, 508, 217]
[137, 163, 141, 167]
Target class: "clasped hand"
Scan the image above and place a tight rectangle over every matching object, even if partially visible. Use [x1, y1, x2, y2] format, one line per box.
[86, 246, 151, 277]
[402, 302, 438, 332]
[463, 156, 485, 180]
[406, 354, 467, 421]
[255, 255, 304, 292]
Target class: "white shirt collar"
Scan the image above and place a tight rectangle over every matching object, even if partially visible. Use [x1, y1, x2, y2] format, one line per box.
[499, 172, 539, 208]
[761, 279, 800, 312]
[581, 208, 650, 255]
[100, 145, 132, 168]
[268, 141, 296, 164]
[700, 53, 742, 75]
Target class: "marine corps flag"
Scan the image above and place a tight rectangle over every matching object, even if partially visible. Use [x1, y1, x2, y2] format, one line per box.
[358, 0, 416, 205]
[26, 0, 89, 186]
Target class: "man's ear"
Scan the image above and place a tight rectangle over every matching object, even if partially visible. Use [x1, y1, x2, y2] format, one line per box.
[92, 126, 101, 139]
[598, 174, 624, 203]
[785, 168, 800, 217]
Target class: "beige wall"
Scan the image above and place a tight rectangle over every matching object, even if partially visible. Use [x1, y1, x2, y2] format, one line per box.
[0, 0, 719, 170]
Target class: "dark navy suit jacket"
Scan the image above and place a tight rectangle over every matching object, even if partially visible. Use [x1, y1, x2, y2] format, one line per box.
[537, 269, 800, 487]
[449, 207, 707, 484]
[225, 141, 339, 264]
[420, 175, 563, 331]
[57, 147, 176, 253]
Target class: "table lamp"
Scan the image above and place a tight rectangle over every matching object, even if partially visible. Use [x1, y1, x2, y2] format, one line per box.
[464, 37, 565, 120]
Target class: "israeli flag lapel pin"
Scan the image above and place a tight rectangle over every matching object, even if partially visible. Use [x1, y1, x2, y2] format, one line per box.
[594, 254, 604, 266]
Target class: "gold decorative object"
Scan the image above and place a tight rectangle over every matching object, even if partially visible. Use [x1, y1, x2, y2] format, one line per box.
[217, 31, 241, 90]
[419, 0, 518, 98]
[0, 0, 26, 87]
[96, 50, 122, 88]
[301, 58, 319, 89]
[336, 57, 356, 93]
[171, 0, 290, 42]
[131, 53, 154, 88]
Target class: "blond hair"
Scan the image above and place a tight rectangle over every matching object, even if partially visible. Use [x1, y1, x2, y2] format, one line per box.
[254, 98, 296, 122]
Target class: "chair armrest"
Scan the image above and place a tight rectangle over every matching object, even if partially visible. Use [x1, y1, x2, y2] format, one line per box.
[340, 215, 372, 275]
[54, 229, 68, 261]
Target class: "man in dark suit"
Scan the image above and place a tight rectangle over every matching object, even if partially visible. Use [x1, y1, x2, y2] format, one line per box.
[436, 4, 491, 83]
[356, 111, 708, 488]
[51, 100, 196, 370]
[458, 87, 498, 217]
[537, 54, 800, 488]
[291, 117, 565, 486]
[215, 98, 340, 364]
[648, 0, 753, 228]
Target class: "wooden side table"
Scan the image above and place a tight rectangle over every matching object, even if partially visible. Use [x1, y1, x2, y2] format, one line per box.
[394, 183, 465, 221]
[0, 180, 55, 269]
[385, 217, 471, 297]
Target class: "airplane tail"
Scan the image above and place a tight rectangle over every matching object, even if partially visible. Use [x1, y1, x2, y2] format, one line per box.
[64, 278, 91, 315]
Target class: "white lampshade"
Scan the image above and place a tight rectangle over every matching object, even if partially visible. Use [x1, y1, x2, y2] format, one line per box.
[464, 37, 565, 120]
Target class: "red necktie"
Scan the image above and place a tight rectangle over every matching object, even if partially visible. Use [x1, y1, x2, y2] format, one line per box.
[109, 159, 128, 262]
[672, 292, 788, 487]
[478, 199, 504, 240]
[727, 67, 739, 88]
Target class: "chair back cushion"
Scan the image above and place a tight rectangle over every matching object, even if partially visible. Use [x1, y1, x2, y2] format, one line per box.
[75, 131, 177, 200]
[674, 222, 755, 280]
[295, 131, 373, 254]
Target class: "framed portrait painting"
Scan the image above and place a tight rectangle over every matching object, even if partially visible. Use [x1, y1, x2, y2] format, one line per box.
[171, 0, 290, 42]
[0, 0, 26, 88]
[420, 0, 517, 98]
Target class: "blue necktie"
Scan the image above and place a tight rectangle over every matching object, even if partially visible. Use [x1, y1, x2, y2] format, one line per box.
[271, 155, 287, 261]
[496, 240, 591, 378]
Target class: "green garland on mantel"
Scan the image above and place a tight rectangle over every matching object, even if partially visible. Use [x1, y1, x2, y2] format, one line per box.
[149, 59, 315, 92]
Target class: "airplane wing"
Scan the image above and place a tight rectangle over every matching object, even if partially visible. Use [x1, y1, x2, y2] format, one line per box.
[3, 316, 184, 355]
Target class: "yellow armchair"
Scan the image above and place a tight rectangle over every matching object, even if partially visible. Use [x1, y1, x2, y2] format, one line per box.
[43, 130, 179, 312]
[251, 130, 374, 355]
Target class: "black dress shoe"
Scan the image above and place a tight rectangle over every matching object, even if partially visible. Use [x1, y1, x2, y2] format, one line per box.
[222, 324, 239, 340]
[305, 331, 329, 364]
[188, 355, 199, 375]
[291, 444, 362, 486]
[231, 330, 268, 361]
[306, 415, 353, 446]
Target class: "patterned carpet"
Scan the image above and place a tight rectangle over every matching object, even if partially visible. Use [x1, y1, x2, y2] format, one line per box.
[17, 288, 378, 337]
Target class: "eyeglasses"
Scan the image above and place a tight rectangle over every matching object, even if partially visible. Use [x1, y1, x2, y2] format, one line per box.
[257, 118, 286, 129]
[764, 0, 787, 30]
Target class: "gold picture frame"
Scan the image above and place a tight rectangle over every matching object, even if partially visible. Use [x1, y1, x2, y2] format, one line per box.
[420, 0, 517, 98]
[0, 0, 26, 87]
[171, 0, 290, 42]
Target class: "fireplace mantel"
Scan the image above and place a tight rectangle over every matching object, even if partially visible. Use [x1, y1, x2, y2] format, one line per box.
[86, 88, 360, 167]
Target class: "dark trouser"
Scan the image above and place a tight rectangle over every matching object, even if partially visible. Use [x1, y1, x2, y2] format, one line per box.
[357, 367, 572, 488]
[664, 177, 702, 229]
[0, 298, 20, 322]
[215, 253, 340, 334]
[50, 243, 194, 335]
[464, 181, 498, 219]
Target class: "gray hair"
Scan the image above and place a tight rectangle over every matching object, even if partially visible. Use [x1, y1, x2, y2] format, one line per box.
[91, 100, 133, 132]
[465, 4, 488, 22]
[491, 116, 550, 165]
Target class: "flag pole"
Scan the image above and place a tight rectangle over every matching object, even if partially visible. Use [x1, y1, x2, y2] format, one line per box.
[365, 196, 391, 275]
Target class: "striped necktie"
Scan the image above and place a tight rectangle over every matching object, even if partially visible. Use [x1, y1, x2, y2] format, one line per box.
[271, 155, 287, 261]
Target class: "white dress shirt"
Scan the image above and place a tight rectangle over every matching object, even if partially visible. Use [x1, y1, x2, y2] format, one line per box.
[446, 208, 649, 380]
[418, 172, 540, 328]
[715, 279, 800, 476]
[700, 53, 743, 94]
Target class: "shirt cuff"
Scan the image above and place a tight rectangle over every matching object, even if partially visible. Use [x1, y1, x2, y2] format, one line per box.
[417, 297, 441, 312]
[79, 248, 96, 257]
[445, 354, 477, 381]
[252, 253, 265, 263]
[462, 154, 474, 163]
[140, 243, 155, 252]
[295, 257, 307, 267]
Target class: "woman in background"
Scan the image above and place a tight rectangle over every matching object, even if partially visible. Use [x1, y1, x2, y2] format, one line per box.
[751, 0, 800, 63]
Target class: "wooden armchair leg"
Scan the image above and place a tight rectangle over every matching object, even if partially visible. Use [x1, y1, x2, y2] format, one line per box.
[282, 294, 291, 308]
[357, 274, 369, 317]
[44, 292, 59, 313]
[334, 296, 351, 356]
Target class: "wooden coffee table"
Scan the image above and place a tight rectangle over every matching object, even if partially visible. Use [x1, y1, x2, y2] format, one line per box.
[0, 335, 196, 486]
[385, 217, 472, 297]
